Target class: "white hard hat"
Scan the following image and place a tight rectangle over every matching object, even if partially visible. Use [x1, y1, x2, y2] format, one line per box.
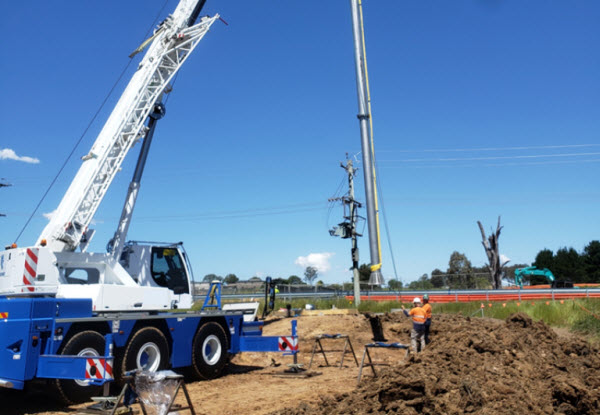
[413, 297, 422, 304]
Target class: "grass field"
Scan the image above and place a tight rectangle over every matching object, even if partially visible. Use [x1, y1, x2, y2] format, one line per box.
[254, 297, 600, 341]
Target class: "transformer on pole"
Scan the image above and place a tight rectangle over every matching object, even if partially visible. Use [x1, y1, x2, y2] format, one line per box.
[329, 156, 364, 306]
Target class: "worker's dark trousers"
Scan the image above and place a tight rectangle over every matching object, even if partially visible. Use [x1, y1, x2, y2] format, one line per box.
[424, 319, 431, 344]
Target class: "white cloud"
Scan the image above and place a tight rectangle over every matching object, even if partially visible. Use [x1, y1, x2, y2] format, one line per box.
[0, 148, 40, 164]
[295, 252, 334, 273]
[42, 210, 55, 221]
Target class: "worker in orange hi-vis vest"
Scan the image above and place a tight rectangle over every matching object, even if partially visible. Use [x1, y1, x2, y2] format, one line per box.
[401, 297, 426, 353]
[422, 294, 432, 345]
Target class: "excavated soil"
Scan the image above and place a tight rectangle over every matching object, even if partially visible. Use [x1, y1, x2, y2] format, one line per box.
[5, 312, 600, 415]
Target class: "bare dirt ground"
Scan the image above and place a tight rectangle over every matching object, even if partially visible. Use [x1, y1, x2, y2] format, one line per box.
[5, 311, 600, 415]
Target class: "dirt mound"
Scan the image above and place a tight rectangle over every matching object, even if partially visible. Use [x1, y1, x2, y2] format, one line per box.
[270, 313, 600, 415]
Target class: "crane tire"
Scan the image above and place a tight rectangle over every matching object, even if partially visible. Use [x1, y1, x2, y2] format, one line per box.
[120, 327, 169, 378]
[191, 322, 228, 380]
[55, 331, 105, 404]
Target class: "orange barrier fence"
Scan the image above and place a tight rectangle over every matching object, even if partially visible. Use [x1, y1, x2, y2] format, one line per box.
[346, 291, 600, 304]
[505, 283, 600, 290]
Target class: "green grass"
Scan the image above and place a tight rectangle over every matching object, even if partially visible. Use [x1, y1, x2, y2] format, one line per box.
[269, 298, 404, 313]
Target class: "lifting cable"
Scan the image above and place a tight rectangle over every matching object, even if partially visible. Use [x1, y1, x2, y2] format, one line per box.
[358, 0, 400, 282]
[326, 175, 348, 229]
[14, 0, 171, 244]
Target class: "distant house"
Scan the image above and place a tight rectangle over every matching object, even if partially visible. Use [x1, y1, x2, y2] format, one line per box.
[228, 279, 264, 291]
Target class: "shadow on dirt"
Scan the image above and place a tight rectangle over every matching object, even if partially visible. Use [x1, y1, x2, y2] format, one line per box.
[225, 363, 265, 375]
[1, 384, 76, 415]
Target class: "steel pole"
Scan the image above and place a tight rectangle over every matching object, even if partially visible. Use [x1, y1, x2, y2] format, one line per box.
[349, 0, 383, 285]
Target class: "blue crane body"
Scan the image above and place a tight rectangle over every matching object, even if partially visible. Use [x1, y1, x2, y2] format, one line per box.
[0, 293, 297, 401]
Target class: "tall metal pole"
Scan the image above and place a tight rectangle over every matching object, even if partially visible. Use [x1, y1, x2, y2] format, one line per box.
[349, 0, 383, 285]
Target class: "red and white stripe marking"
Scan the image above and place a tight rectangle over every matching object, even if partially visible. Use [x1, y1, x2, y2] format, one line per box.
[278, 336, 298, 352]
[22, 248, 39, 293]
[85, 358, 113, 380]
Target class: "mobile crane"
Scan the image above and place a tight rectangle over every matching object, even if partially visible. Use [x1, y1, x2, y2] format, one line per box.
[0, 0, 297, 404]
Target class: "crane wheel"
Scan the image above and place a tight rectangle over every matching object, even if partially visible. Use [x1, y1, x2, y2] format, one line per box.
[55, 331, 105, 404]
[120, 327, 169, 377]
[191, 322, 228, 380]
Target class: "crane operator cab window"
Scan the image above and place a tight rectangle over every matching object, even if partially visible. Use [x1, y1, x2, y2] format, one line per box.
[150, 247, 189, 294]
[63, 268, 100, 284]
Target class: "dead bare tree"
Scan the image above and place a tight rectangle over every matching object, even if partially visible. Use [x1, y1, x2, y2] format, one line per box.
[477, 216, 510, 289]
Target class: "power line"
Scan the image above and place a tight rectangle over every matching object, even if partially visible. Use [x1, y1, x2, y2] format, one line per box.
[383, 159, 600, 169]
[1, 203, 327, 223]
[326, 174, 348, 229]
[133, 205, 327, 223]
[380, 152, 600, 163]
[125, 201, 328, 223]
[380, 143, 600, 154]
[380, 158, 600, 169]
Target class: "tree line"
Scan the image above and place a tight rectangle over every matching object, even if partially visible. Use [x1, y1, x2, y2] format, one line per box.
[407, 240, 600, 289]
[201, 270, 314, 286]
[200, 240, 599, 290]
[530, 240, 600, 285]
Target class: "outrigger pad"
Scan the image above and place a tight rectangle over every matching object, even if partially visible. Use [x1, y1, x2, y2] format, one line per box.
[366, 342, 409, 349]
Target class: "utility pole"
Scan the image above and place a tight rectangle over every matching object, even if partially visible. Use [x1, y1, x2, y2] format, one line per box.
[349, 0, 384, 286]
[0, 180, 11, 217]
[329, 156, 363, 306]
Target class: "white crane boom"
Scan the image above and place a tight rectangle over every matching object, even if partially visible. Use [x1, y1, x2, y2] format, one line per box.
[37, 0, 218, 252]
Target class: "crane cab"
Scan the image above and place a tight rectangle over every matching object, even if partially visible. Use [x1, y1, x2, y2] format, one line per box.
[0, 242, 193, 312]
[119, 241, 194, 309]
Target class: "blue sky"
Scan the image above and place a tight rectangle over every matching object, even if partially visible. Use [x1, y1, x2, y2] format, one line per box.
[1, 1, 598, 286]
